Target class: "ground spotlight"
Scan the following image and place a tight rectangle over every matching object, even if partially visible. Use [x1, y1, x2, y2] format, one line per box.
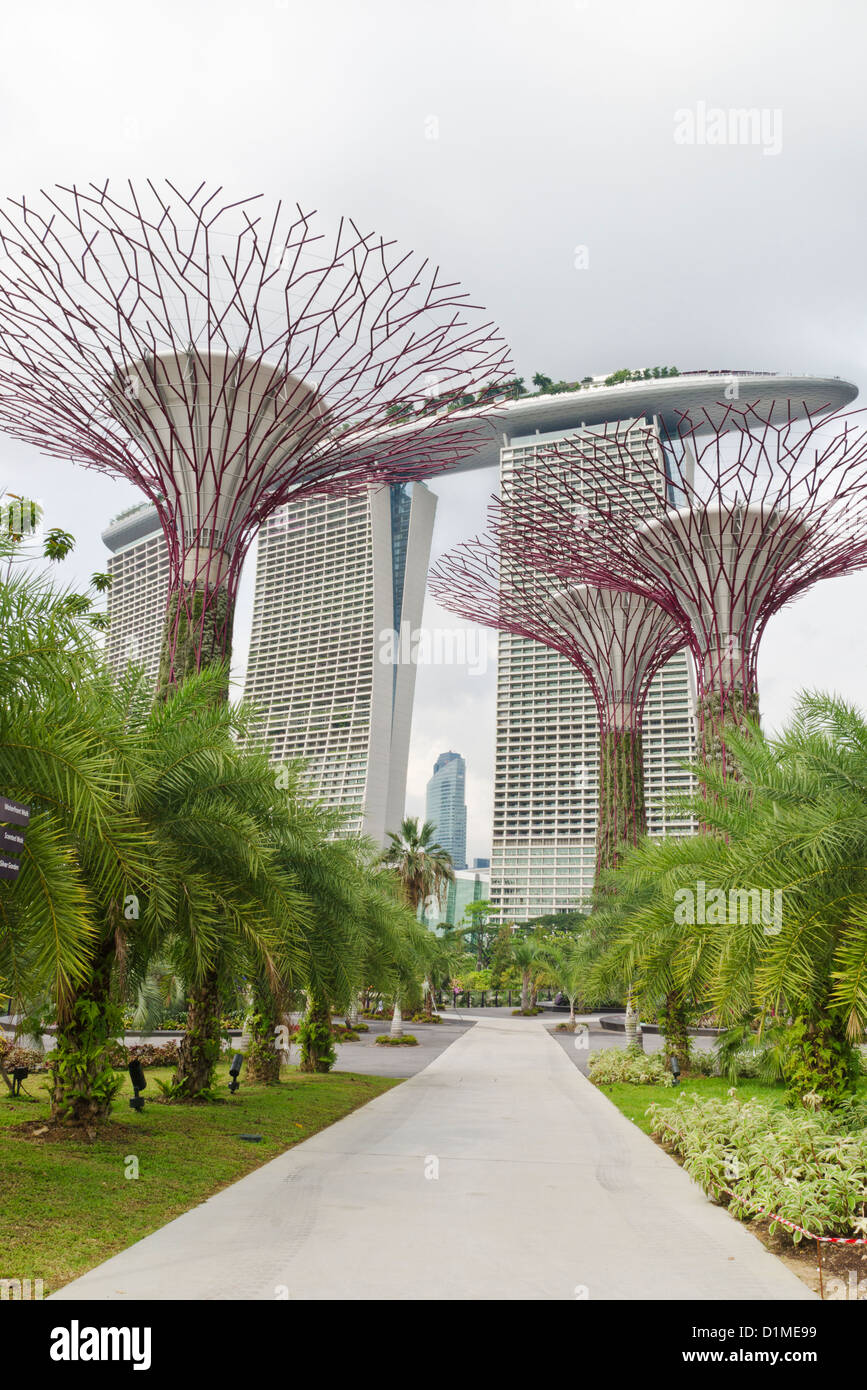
[670, 1055, 680, 1085]
[128, 1058, 146, 1112]
[228, 1053, 244, 1094]
[11, 1066, 28, 1096]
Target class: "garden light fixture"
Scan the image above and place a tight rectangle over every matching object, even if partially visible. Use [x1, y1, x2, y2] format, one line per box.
[228, 1053, 244, 1093]
[128, 1058, 147, 1112]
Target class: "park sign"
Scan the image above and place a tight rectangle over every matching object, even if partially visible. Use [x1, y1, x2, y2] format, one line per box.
[0, 796, 29, 827]
[0, 795, 29, 881]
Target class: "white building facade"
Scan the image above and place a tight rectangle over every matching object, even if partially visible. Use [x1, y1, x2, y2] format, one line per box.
[101, 503, 170, 684]
[243, 482, 437, 845]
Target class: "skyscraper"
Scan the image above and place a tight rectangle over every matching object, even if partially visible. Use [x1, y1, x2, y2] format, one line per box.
[102, 486, 437, 846]
[101, 502, 169, 683]
[425, 751, 468, 869]
[243, 482, 437, 844]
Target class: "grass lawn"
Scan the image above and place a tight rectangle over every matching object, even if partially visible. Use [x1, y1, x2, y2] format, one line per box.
[597, 1073, 867, 1133]
[0, 1062, 397, 1294]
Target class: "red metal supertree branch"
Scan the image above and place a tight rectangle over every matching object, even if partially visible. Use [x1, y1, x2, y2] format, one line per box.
[496, 401, 867, 772]
[0, 180, 511, 692]
[428, 529, 684, 875]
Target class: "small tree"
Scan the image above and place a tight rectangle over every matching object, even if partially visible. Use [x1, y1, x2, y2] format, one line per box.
[512, 939, 540, 1012]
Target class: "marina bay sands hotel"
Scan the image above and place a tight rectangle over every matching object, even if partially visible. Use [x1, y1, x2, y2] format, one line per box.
[101, 371, 857, 922]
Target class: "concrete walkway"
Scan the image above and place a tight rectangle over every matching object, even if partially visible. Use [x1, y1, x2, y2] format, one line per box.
[53, 1017, 813, 1301]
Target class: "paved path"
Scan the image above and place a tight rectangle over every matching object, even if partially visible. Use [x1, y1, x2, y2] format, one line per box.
[53, 1017, 813, 1301]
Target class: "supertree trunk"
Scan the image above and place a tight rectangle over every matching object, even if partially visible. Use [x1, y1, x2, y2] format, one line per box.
[698, 681, 760, 774]
[595, 724, 648, 1052]
[156, 586, 235, 699]
[595, 725, 647, 875]
[161, 584, 235, 1090]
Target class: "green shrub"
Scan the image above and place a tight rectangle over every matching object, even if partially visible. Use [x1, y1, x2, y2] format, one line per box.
[648, 1092, 867, 1243]
[511, 1007, 543, 1016]
[464, 970, 492, 992]
[297, 1014, 336, 1072]
[782, 1018, 861, 1109]
[588, 1048, 674, 1086]
[686, 1049, 719, 1077]
[374, 1034, 419, 1047]
[0, 1038, 50, 1072]
[108, 1041, 180, 1068]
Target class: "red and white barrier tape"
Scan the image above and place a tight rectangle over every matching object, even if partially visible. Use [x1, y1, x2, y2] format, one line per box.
[715, 1182, 867, 1245]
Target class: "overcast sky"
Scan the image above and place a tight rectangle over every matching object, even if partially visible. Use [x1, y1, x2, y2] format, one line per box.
[2, 0, 867, 859]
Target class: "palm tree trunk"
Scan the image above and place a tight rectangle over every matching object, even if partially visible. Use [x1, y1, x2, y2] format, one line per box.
[624, 989, 643, 1051]
[172, 969, 222, 1097]
[661, 992, 689, 1071]
[299, 990, 335, 1073]
[51, 934, 120, 1129]
[569, 998, 576, 1026]
[390, 996, 403, 1037]
[246, 1006, 281, 1084]
[346, 997, 359, 1028]
[521, 969, 529, 1012]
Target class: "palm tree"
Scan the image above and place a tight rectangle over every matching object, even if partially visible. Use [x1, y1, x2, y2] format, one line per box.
[592, 692, 867, 1101]
[380, 817, 454, 1030]
[0, 555, 158, 1127]
[380, 817, 455, 913]
[537, 934, 591, 1026]
[512, 937, 540, 1013]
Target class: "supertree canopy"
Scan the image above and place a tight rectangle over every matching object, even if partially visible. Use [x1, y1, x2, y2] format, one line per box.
[428, 531, 684, 875]
[501, 401, 867, 770]
[0, 180, 510, 692]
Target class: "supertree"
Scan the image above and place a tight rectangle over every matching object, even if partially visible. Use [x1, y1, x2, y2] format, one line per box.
[427, 531, 685, 878]
[0, 180, 510, 694]
[0, 180, 510, 1098]
[500, 401, 867, 773]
